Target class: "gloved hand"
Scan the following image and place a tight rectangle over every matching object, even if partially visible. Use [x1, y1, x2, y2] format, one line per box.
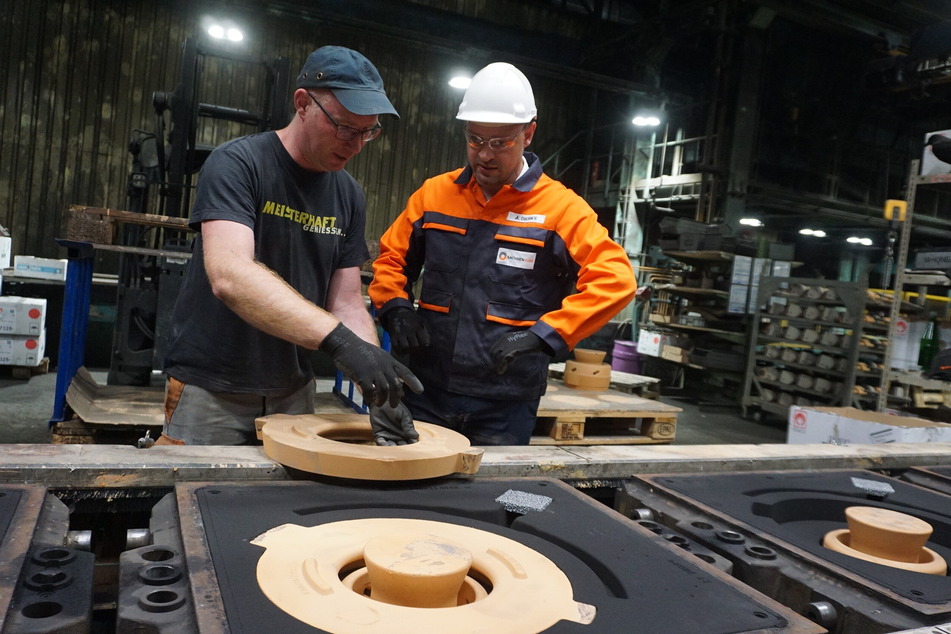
[319, 323, 424, 407]
[490, 330, 546, 374]
[379, 306, 431, 353]
[368, 402, 419, 446]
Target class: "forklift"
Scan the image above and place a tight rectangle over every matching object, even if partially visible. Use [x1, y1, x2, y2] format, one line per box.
[108, 38, 290, 386]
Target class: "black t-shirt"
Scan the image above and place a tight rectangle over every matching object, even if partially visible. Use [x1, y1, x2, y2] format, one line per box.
[163, 132, 370, 396]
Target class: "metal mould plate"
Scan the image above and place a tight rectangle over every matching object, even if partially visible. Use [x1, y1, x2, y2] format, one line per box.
[620, 470, 951, 632]
[900, 465, 951, 497]
[0, 485, 95, 633]
[155, 478, 821, 633]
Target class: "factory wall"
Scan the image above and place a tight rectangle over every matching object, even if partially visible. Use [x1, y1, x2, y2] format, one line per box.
[0, 0, 598, 263]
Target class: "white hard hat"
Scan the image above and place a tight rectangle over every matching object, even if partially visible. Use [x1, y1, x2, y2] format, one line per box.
[456, 62, 537, 124]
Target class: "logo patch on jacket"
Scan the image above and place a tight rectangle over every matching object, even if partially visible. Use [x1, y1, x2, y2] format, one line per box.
[496, 248, 536, 270]
[507, 212, 545, 224]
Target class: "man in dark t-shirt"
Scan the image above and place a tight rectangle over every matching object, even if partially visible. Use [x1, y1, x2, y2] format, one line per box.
[161, 46, 421, 446]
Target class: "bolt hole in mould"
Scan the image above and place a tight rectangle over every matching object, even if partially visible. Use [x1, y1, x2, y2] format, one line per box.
[617, 469, 951, 633]
[109, 414, 820, 633]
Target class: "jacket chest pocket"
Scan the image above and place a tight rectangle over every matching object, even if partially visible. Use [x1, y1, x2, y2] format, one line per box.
[421, 213, 469, 273]
[488, 225, 550, 286]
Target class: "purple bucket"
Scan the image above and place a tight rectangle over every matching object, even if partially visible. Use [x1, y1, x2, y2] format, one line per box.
[611, 340, 642, 374]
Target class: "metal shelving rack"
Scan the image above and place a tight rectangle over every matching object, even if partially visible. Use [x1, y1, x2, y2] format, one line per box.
[741, 276, 871, 421]
[876, 160, 951, 411]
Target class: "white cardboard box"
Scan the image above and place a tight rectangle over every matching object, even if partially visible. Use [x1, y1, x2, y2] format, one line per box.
[787, 406, 951, 445]
[0, 236, 11, 269]
[0, 330, 45, 367]
[0, 297, 47, 335]
[637, 328, 667, 357]
[14, 255, 68, 281]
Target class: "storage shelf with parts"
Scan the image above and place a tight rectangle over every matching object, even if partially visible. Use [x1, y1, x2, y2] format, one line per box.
[645, 250, 750, 398]
[740, 277, 873, 421]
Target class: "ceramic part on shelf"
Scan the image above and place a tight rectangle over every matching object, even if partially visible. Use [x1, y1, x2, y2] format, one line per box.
[252, 518, 596, 633]
[822, 505, 948, 575]
[564, 348, 611, 391]
[256, 414, 483, 480]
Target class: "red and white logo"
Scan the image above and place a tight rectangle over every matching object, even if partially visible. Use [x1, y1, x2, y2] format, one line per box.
[894, 319, 908, 337]
[791, 411, 807, 431]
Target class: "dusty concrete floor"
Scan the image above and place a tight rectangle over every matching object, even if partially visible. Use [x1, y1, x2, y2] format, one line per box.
[0, 368, 787, 446]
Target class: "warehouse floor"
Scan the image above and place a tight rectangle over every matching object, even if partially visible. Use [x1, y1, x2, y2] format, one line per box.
[0, 368, 788, 446]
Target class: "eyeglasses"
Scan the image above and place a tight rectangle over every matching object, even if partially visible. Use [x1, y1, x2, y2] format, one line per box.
[308, 93, 383, 142]
[464, 123, 530, 151]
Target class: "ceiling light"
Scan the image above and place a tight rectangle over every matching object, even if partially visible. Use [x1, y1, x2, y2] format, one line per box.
[739, 218, 763, 227]
[846, 236, 873, 246]
[812, 230, 826, 237]
[449, 76, 471, 89]
[204, 16, 244, 43]
[632, 115, 661, 127]
[846, 236, 861, 243]
[799, 228, 826, 237]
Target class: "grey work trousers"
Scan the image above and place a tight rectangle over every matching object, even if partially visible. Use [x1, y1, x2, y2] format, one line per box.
[162, 377, 316, 445]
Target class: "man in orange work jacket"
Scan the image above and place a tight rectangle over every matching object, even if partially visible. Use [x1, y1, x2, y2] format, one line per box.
[368, 62, 636, 445]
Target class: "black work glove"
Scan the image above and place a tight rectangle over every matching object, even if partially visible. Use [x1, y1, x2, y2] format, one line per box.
[490, 330, 547, 375]
[379, 306, 431, 353]
[368, 402, 419, 446]
[319, 323, 424, 408]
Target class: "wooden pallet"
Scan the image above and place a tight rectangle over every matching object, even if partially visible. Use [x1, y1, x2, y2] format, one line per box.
[0, 357, 50, 380]
[911, 386, 951, 408]
[50, 417, 154, 445]
[547, 363, 660, 398]
[531, 382, 680, 445]
[889, 372, 951, 409]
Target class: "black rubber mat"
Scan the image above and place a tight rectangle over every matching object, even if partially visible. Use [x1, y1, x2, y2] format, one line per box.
[651, 470, 951, 604]
[191, 478, 791, 633]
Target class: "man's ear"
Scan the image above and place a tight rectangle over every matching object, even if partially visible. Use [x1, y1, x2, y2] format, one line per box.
[523, 120, 537, 147]
[293, 89, 311, 117]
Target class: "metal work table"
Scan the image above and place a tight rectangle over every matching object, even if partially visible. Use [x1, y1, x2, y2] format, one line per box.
[1, 442, 950, 489]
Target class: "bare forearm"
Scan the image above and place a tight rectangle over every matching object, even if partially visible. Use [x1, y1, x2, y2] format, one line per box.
[212, 256, 338, 350]
[326, 267, 379, 344]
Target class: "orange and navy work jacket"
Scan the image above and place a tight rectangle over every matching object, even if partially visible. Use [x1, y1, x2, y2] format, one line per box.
[369, 153, 636, 400]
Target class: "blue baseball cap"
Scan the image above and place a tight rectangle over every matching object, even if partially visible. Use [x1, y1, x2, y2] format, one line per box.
[296, 46, 399, 118]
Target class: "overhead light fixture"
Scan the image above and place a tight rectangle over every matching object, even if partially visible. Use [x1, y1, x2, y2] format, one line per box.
[448, 75, 471, 90]
[846, 236, 873, 246]
[739, 218, 763, 227]
[799, 228, 826, 237]
[632, 115, 661, 127]
[203, 16, 244, 42]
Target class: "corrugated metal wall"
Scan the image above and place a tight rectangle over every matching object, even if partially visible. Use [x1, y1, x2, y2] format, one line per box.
[0, 0, 600, 261]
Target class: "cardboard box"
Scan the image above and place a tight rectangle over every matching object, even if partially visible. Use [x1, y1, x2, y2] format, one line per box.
[661, 345, 690, 364]
[637, 329, 668, 357]
[14, 255, 68, 281]
[0, 330, 45, 367]
[0, 297, 47, 335]
[787, 406, 951, 445]
[728, 283, 749, 314]
[0, 235, 11, 269]
[731, 255, 752, 284]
